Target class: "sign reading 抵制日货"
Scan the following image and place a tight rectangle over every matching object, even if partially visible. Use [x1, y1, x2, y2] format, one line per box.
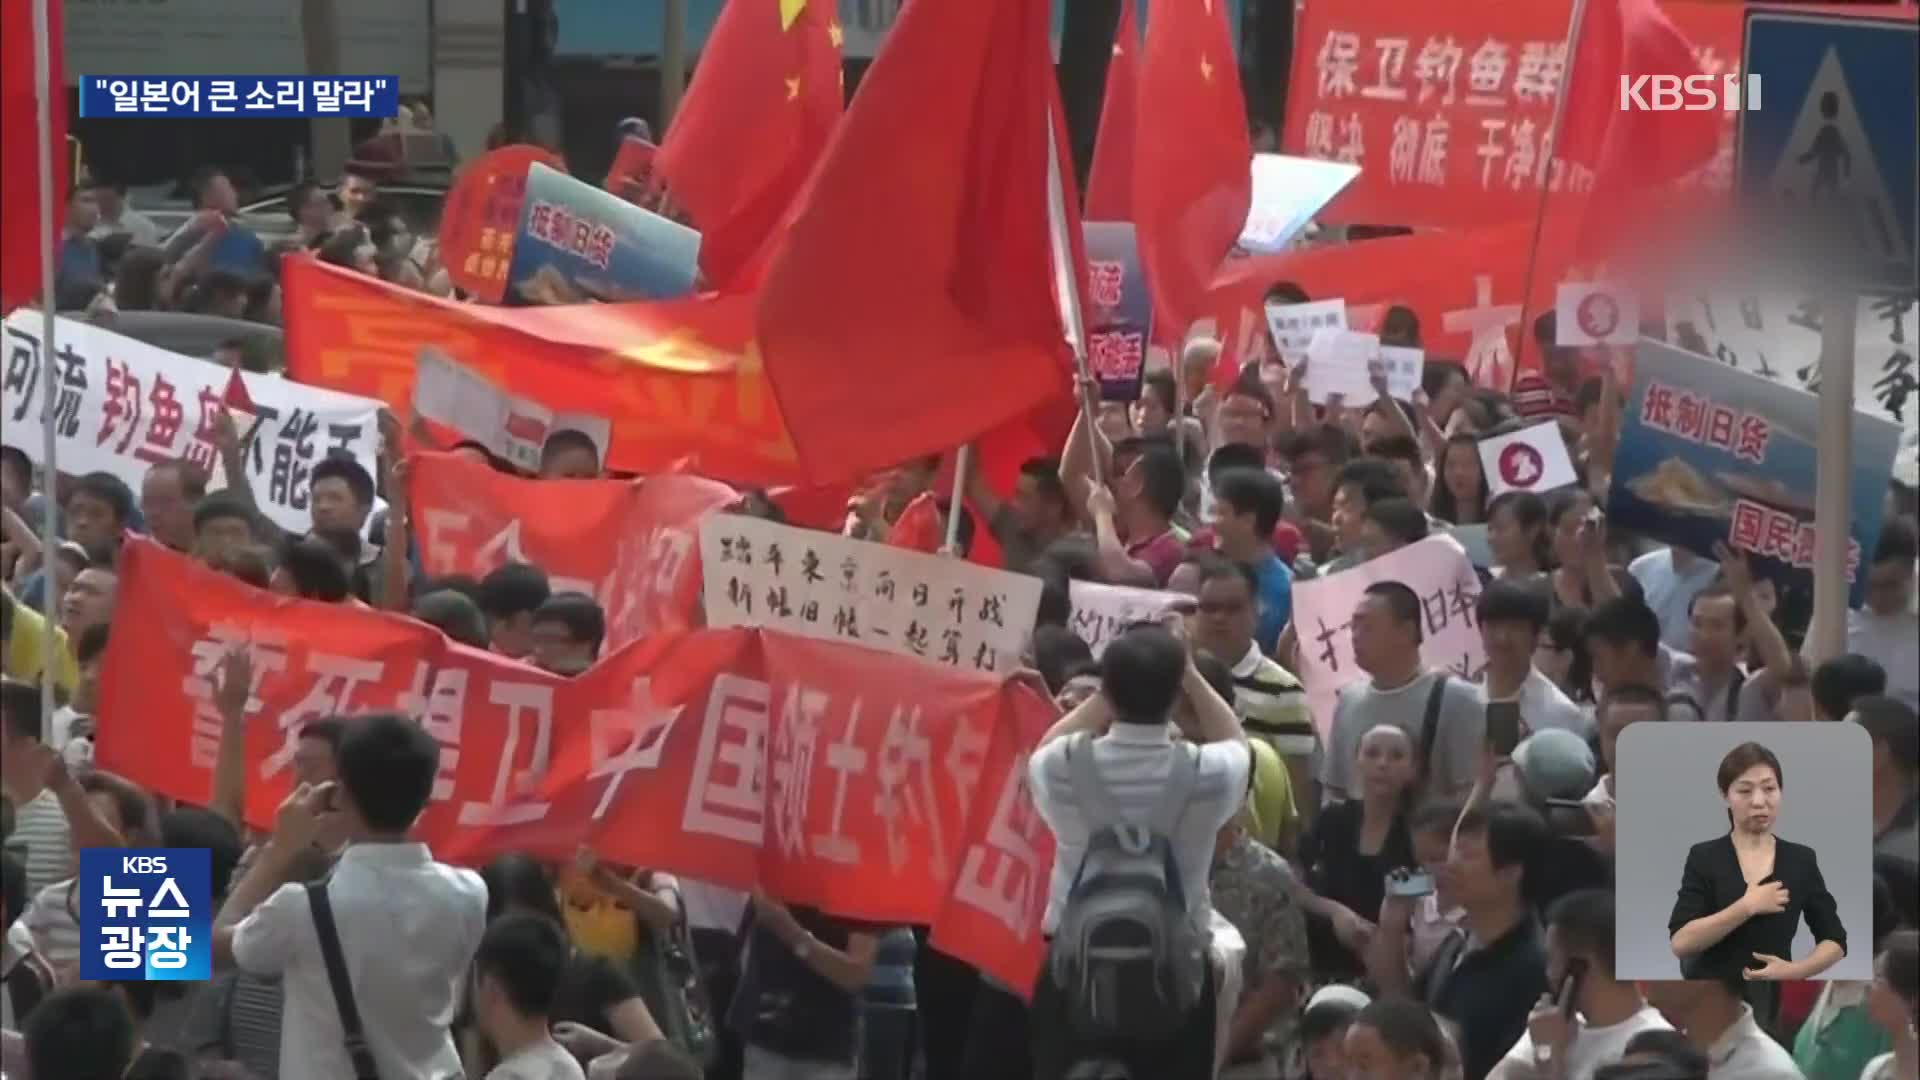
[505, 163, 701, 306]
[1606, 338, 1901, 608]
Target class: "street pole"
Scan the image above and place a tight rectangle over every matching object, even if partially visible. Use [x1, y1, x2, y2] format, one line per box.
[1807, 290, 1857, 664]
[32, 0, 58, 739]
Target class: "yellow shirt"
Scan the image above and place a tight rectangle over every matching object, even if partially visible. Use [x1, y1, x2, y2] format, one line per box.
[3, 592, 77, 698]
[1245, 738, 1298, 851]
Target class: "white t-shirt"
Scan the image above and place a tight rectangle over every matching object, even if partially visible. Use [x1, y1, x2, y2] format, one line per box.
[1496, 1003, 1671, 1080]
[487, 1037, 585, 1080]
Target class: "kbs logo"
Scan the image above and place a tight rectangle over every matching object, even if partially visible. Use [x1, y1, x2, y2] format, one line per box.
[78, 847, 213, 981]
[1619, 73, 1762, 112]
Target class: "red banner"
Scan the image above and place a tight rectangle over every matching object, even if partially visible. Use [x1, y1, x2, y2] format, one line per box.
[1283, 0, 1740, 228]
[97, 538, 1057, 989]
[281, 258, 805, 486]
[409, 452, 739, 651]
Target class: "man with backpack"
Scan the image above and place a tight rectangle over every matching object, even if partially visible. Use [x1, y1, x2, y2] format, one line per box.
[1027, 622, 1253, 1079]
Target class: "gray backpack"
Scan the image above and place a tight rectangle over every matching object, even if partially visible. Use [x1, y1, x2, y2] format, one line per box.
[1047, 732, 1209, 1044]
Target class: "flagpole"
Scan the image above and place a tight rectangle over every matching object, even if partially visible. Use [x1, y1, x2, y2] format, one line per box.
[944, 443, 973, 555]
[1045, 110, 1107, 486]
[32, 0, 60, 739]
[1513, 0, 1593, 388]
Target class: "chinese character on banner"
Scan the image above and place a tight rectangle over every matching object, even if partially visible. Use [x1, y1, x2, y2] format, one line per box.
[78, 848, 212, 982]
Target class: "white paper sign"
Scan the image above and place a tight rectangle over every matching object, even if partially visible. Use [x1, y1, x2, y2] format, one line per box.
[1478, 422, 1578, 497]
[1289, 535, 1487, 736]
[1239, 154, 1362, 254]
[414, 348, 613, 475]
[1263, 299, 1347, 361]
[1, 312, 383, 535]
[1303, 328, 1381, 405]
[699, 516, 1042, 673]
[1067, 581, 1186, 658]
[1665, 292, 1917, 430]
[1556, 283, 1640, 346]
[1377, 345, 1424, 402]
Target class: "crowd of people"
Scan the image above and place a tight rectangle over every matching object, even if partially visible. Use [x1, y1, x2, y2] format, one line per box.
[3, 81, 1919, 1080]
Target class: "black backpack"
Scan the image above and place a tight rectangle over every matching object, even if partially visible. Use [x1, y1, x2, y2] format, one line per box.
[1046, 733, 1209, 1044]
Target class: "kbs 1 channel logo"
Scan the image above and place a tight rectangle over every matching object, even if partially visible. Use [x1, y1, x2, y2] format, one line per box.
[1620, 72, 1762, 113]
[78, 848, 213, 981]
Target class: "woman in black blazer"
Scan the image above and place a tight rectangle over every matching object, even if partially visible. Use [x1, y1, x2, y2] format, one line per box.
[1669, 742, 1847, 990]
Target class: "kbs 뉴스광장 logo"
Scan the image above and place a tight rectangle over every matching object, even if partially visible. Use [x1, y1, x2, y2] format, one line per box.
[78, 847, 213, 981]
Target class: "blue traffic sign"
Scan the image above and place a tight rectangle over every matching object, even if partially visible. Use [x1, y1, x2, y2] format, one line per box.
[1740, 12, 1917, 295]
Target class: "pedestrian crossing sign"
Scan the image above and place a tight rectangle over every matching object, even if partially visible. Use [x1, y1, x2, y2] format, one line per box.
[1740, 12, 1917, 295]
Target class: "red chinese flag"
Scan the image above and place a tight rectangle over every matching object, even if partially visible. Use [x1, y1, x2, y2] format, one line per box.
[1083, 0, 1140, 221]
[755, 0, 1070, 484]
[655, 0, 843, 292]
[1133, 0, 1250, 342]
[1556, 0, 1720, 253]
[1, 0, 66, 314]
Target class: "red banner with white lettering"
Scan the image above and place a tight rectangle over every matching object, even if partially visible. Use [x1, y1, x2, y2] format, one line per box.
[1284, 0, 1740, 228]
[96, 539, 1057, 990]
[409, 453, 738, 651]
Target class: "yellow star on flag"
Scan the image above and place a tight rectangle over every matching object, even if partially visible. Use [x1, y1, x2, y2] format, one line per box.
[828, 19, 844, 49]
[616, 330, 736, 374]
[786, 75, 802, 100]
[779, 0, 805, 31]
[1200, 54, 1214, 81]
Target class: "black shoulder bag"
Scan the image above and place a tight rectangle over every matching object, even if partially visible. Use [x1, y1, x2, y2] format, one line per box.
[307, 881, 383, 1080]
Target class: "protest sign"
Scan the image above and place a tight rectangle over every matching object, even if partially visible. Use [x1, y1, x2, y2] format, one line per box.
[1479, 421, 1577, 496]
[604, 135, 660, 206]
[1665, 292, 1919, 433]
[1378, 346, 1424, 402]
[1607, 339, 1901, 607]
[413, 347, 613, 474]
[281, 260, 804, 485]
[1283, 0, 1741, 228]
[1, 312, 383, 535]
[96, 537, 1058, 993]
[1067, 581, 1187, 658]
[1239, 154, 1362, 254]
[438, 144, 565, 303]
[505, 162, 702, 305]
[409, 452, 736, 652]
[1083, 222, 1153, 402]
[1556, 283, 1639, 346]
[1288, 534, 1486, 735]
[700, 517, 1042, 674]
[1303, 328, 1383, 405]
[1264, 299, 1348, 361]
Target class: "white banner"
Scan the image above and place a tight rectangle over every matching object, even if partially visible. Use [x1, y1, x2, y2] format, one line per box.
[414, 348, 612, 475]
[1288, 534, 1487, 737]
[2, 312, 384, 535]
[699, 517, 1042, 674]
[1665, 292, 1917, 431]
[1066, 581, 1187, 658]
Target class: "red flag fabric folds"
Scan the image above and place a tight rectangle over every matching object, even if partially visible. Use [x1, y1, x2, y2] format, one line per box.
[1, 0, 66, 314]
[755, 0, 1069, 485]
[655, 0, 843, 292]
[1133, 0, 1251, 343]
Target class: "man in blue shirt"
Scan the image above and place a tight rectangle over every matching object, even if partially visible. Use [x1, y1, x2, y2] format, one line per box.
[162, 168, 266, 278]
[1211, 466, 1294, 654]
[55, 186, 103, 308]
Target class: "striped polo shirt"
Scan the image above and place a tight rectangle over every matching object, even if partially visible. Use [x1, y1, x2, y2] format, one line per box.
[1229, 645, 1317, 761]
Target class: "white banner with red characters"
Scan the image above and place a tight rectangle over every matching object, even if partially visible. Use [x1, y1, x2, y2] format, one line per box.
[408, 452, 738, 652]
[2, 312, 384, 534]
[96, 538, 1059, 991]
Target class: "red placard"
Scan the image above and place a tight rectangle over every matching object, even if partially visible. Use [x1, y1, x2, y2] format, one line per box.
[409, 452, 738, 652]
[439, 144, 565, 303]
[1283, 0, 1740, 228]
